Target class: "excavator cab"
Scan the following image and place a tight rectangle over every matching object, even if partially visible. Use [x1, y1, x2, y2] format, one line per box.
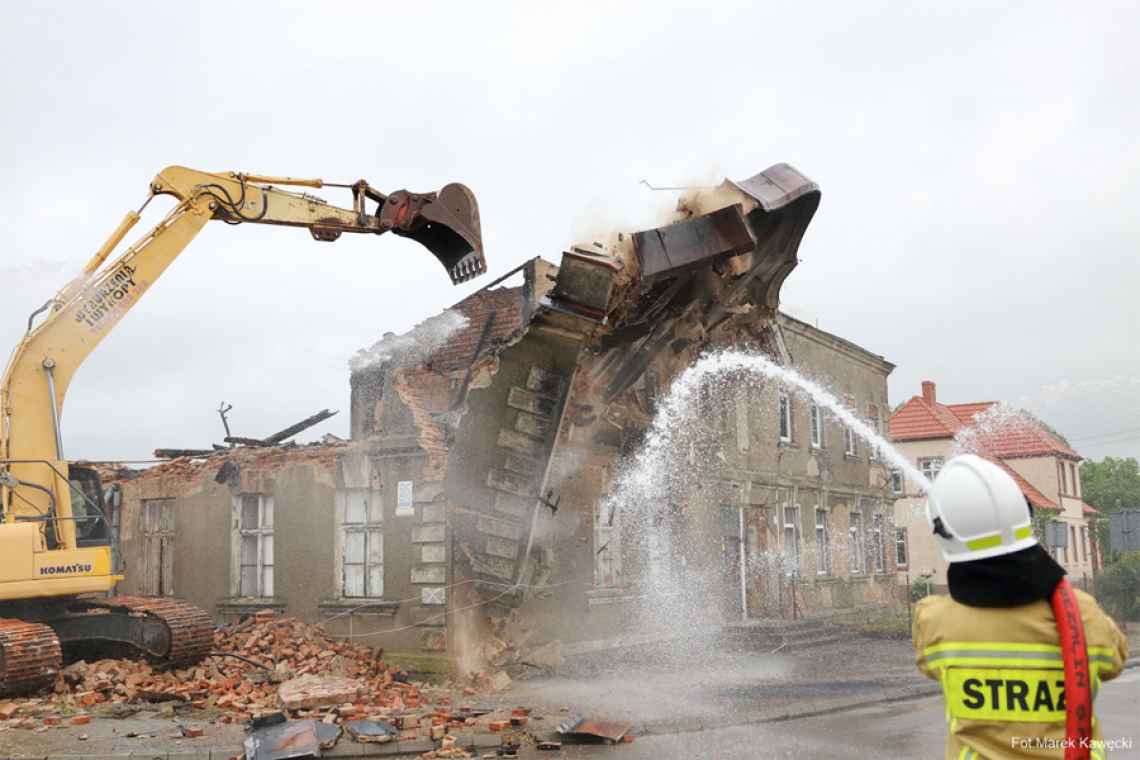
[67, 465, 111, 547]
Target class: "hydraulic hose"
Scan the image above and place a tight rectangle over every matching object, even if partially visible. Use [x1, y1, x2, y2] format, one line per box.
[1050, 578, 1092, 760]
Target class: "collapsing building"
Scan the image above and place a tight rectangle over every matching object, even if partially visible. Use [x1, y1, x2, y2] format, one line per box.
[112, 164, 900, 666]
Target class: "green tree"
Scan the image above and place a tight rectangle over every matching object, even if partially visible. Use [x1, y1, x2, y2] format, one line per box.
[1081, 457, 1140, 512]
[1081, 457, 1140, 563]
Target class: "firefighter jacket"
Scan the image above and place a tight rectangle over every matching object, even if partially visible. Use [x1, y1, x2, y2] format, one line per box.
[913, 589, 1128, 760]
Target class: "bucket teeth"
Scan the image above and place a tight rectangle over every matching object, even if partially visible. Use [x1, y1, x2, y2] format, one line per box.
[0, 619, 62, 696]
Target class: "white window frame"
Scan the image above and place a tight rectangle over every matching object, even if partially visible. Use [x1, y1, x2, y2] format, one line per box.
[782, 501, 801, 576]
[845, 425, 857, 457]
[890, 469, 904, 495]
[778, 390, 792, 443]
[919, 457, 944, 482]
[815, 507, 831, 576]
[895, 527, 909, 568]
[810, 403, 823, 449]
[871, 512, 886, 573]
[339, 487, 384, 598]
[233, 494, 274, 598]
[849, 509, 865, 575]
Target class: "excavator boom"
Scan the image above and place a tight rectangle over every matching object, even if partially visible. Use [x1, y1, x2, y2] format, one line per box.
[0, 165, 487, 694]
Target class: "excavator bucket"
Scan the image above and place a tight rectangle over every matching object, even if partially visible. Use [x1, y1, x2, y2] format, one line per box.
[394, 183, 486, 284]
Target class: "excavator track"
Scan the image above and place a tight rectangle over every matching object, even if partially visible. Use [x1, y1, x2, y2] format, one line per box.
[103, 596, 213, 667]
[0, 619, 62, 696]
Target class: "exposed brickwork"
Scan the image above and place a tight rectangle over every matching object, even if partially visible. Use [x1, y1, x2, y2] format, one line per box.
[423, 286, 527, 374]
[390, 367, 456, 483]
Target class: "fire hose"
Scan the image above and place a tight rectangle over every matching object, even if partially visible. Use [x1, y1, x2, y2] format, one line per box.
[1050, 578, 1092, 760]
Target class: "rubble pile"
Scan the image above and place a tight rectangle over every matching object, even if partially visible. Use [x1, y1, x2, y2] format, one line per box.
[0, 611, 421, 724]
[0, 612, 625, 757]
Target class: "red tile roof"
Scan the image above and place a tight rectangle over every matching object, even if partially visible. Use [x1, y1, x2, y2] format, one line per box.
[1082, 502, 1099, 515]
[889, 394, 1079, 460]
[949, 404, 1080, 461]
[888, 396, 963, 441]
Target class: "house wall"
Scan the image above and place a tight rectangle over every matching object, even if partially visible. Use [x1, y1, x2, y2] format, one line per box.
[891, 438, 956, 587]
[114, 445, 435, 655]
[1004, 456, 1095, 580]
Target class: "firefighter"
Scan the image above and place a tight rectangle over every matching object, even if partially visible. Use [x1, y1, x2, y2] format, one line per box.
[912, 454, 1128, 760]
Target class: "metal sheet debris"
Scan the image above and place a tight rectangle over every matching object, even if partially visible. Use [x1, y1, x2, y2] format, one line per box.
[244, 718, 321, 760]
[344, 719, 398, 743]
[556, 714, 632, 744]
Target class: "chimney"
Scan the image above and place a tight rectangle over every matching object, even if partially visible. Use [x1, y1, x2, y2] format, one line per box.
[921, 380, 936, 404]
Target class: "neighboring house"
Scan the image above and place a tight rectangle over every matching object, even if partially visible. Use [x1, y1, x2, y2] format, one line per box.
[889, 381, 1099, 589]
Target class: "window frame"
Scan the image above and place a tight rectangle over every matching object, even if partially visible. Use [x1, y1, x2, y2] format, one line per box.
[889, 468, 904, 495]
[782, 501, 801, 577]
[867, 404, 881, 462]
[340, 487, 384, 599]
[849, 509, 865, 575]
[871, 512, 886, 573]
[141, 498, 175, 597]
[778, 390, 793, 443]
[234, 493, 274, 599]
[918, 457, 944, 482]
[594, 466, 624, 590]
[810, 403, 824, 449]
[895, 527, 909, 568]
[815, 506, 831, 576]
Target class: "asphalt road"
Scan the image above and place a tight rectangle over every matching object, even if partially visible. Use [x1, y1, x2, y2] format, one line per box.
[558, 668, 1140, 760]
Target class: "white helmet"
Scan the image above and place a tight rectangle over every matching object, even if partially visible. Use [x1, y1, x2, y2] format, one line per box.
[925, 454, 1037, 563]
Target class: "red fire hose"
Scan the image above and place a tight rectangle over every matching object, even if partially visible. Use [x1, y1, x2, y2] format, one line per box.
[1050, 578, 1092, 760]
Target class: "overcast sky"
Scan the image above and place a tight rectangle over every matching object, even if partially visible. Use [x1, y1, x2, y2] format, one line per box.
[2, 1, 1137, 464]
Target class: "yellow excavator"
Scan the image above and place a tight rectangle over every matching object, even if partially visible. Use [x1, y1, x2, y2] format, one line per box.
[0, 166, 486, 694]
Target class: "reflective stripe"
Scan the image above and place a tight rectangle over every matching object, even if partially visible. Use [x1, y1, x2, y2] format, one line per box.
[924, 649, 1063, 668]
[925, 642, 1066, 654]
[966, 534, 1003, 551]
[1014, 525, 1033, 540]
[957, 746, 978, 760]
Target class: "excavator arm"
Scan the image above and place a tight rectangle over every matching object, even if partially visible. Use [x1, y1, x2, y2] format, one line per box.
[0, 166, 485, 579]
